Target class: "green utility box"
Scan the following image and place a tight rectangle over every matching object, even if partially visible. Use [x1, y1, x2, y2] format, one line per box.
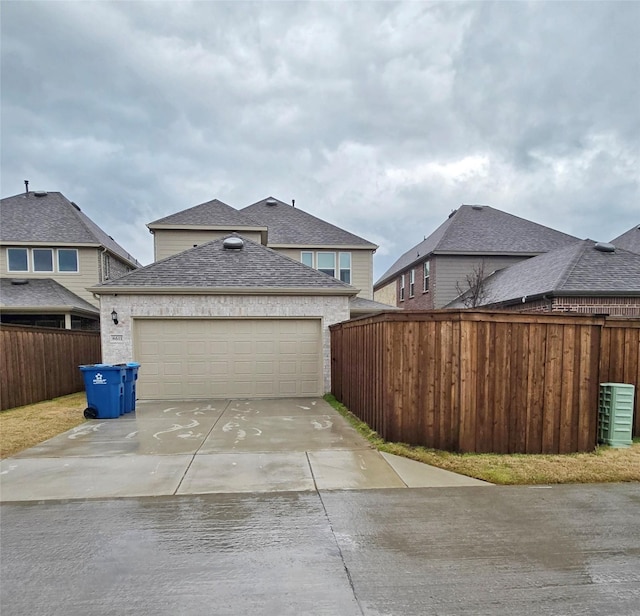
[598, 383, 635, 448]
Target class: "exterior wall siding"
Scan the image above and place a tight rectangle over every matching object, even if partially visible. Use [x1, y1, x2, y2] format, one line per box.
[99, 294, 350, 392]
[153, 229, 263, 261]
[275, 248, 374, 300]
[433, 255, 530, 308]
[373, 281, 397, 307]
[1, 246, 100, 306]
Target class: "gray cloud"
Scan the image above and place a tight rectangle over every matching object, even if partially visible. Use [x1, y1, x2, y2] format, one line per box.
[2, 1, 638, 277]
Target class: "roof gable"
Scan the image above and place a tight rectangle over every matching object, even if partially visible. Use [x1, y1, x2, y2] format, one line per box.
[92, 234, 357, 293]
[0, 191, 140, 267]
[448, 240, 640, 307]
[612, 224, 640, 255]
[375, 205, 580, 288]
[147, 198, 263, 228]
[241, 197, 377, 248]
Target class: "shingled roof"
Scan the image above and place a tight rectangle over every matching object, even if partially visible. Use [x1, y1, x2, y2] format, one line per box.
[241, 197, 377, 248]
[91, 235, 357, 294]
[0, 278, 99, 314]
[0, 191, 141, 267]
[375, 205, 580, 288]
[447, 240, 640, 308]
[612, 224, 640, 255]
[147, 198, 264, 229]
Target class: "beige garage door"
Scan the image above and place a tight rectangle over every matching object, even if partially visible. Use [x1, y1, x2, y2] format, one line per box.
[134, 318, 322, 399]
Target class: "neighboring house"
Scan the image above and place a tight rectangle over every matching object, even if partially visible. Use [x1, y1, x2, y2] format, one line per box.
[446, 240, 640, 317]
[90, 235, 356, 399]
[0, 190, 141, 329]
[374, 205, 581, 309]
[0, 278, 101, 329]
[612, 224, 640, 255]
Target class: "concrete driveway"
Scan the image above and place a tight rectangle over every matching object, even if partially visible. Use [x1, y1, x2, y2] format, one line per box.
[0, 398, 488, 501]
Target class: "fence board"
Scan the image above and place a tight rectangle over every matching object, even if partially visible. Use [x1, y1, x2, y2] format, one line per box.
[331, 310, 638, 454]
[0, 324, 101, 411]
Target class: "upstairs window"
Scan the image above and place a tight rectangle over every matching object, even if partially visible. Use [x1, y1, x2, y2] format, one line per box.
[58, 249, 79, 272]
[424, 261, 430, 292]
[409, 269, 415, 298]
[301, 251, 314, 268]
[33, 248, 54, 272]
[317, 252, 336, 277]
[400, 274, 405, 301]
[7, 248, 28, 272]
[339, 252, 351, 284]
[103, 253, 111, 281]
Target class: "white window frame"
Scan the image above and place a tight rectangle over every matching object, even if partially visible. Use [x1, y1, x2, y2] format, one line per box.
[423, 260, 430, 292]
[301, 251, 314, 268]
[33, 248, 54, 272]
[57, 248, 79, 273]
[7, 248, 29, 272]
[409, 269, 415, 298]
[103, 253, 111, 281]
[338, 252, 351, 284]
[400, 274, 405, 301]
[316, 252, 336, 278]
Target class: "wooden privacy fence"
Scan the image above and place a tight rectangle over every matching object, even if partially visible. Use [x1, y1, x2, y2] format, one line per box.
[330, 311, 640, 454]
[0, 324, 101, 411]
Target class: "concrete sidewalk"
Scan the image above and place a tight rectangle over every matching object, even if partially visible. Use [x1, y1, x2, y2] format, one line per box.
[0, 398, 490, 501]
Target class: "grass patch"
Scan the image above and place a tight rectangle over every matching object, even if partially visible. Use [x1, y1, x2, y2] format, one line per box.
[324, 394, 640, 485]
[0, 392, 87, 458]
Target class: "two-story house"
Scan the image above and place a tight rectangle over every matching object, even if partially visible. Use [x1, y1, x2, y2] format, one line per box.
[374, 205, 581, 309]
[91, 195, 390, 400]
[0, 190, 141, 329]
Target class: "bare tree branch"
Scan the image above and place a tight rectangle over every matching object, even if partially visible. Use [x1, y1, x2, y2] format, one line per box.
[456, 261, 488, 308]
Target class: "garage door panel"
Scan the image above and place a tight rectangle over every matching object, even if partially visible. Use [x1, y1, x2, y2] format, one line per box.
[135, 319, 321, 399]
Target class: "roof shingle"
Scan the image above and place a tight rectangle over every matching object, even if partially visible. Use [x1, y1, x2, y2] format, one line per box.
[447, 240, 640, 307]
[375, 205, 580, 288]
[148, 198, 263, 228]
[93, 235, 357, 292]
[0, 192, 141, 267]
[241, 197, 377, 247]
[612, 224, 640, 255]
[0, 277, 99, 313]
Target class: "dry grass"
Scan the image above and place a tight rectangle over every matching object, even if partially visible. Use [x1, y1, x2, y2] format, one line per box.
[0, 392, 87, 458]
[325, 394, 640, 485]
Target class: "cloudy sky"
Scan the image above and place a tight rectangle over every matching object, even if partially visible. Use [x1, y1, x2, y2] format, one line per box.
[2, 1, 638, 278]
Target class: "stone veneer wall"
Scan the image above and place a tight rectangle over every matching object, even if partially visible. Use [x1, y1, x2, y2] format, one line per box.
[99, 294, 351, 393]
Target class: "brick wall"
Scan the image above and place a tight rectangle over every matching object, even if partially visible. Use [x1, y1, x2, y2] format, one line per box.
[396, 258, 436, 310]
[509, 296, 640, 317]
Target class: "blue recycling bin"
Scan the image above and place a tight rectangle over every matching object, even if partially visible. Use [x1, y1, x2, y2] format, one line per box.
[79, 364, 126, 419]
[122, 362, 140, 413]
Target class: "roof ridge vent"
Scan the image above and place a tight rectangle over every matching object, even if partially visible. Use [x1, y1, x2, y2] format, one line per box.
[223, 236, 244, 250]
[471, 205, 484, 210]
[594, 242, 615, 253]
[34, 191, 48, 197]
[265, 198, 278, 206]
[11, 279, 29, 285]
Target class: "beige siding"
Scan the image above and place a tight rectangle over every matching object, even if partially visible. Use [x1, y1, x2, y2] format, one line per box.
[275, 248, 374, 299]
[434, 255, 530, 308]
[374, 281, 397, 307]
[1, 246, 100, 306]
[154, 229, 263, 261]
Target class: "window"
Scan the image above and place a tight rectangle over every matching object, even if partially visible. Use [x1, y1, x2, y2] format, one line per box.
[58, 249, 78, 272]
[339, 252, 351, 284]
[103, 253, 111, 281]
[400, 274, 405, 301]
[301, 251, 314, 268]
[33, 248, 54, 272]
[423, 261, 430, 292]
[7, 248, 28, 272]
[317, 252, 336, 277]
[409, 269, 415, 298]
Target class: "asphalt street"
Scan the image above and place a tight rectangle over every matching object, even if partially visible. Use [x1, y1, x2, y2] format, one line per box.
[2, 483, 639, 616]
